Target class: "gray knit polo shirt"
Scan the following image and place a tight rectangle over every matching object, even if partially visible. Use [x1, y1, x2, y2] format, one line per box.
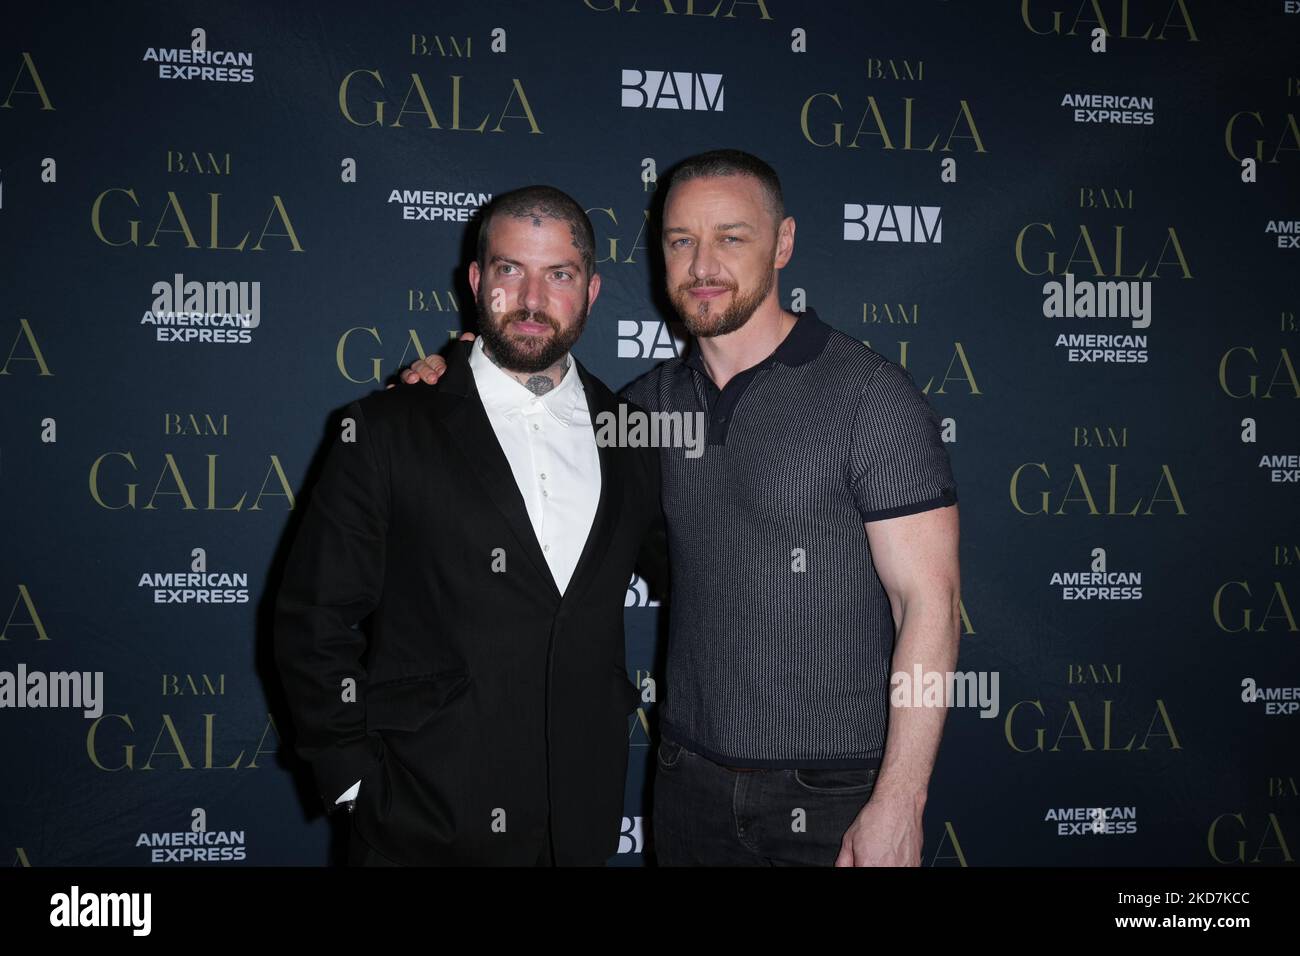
[621, 309, 958, 768]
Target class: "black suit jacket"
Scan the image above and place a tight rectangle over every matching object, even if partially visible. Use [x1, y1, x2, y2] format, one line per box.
[274, 342, 666, 865]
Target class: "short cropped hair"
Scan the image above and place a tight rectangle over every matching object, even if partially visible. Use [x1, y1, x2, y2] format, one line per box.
[666, 149, 785, 226]
[476, 185, 596, 278]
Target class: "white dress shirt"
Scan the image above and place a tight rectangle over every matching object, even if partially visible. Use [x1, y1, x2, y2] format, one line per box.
[337, 337, 602, 807]
[467, 335, 602, 593]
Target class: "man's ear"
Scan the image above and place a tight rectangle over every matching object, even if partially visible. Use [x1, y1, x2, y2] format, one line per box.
[468, 260, 482, 299]
[774, 216, 796, 270]
[586, 271, 602, 311]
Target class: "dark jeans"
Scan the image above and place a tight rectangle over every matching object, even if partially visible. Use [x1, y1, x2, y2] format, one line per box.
[652, 738, 879, 866]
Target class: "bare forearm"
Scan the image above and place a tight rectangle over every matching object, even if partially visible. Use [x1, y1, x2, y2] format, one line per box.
[873, 590, 961, 809]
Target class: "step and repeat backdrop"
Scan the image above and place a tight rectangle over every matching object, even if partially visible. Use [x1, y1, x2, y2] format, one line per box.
[1, 0, 1297, 867]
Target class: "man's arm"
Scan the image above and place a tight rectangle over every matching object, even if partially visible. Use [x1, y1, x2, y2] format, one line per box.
[274, 400, 389, 814]
[837, 502, 961, 866]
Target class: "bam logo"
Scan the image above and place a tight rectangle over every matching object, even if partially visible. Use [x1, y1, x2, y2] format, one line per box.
[844, 204, 942, 243]
[621, 70, 723, 111]
[617, 319, 686, 359]
[625, 573, 661, 608]
[617, 816, 643, 854]
[410, 35, 472, 57]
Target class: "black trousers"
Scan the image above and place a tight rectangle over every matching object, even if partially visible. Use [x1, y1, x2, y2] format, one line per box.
[347, 815, 557, 866]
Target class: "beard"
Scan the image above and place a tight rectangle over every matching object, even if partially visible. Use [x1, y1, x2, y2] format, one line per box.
[670, 267, 776, 339]
[477, 288, 588, 374]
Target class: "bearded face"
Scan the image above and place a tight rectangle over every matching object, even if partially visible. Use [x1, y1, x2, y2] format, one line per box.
[477, 287, 588, 373]
[470, 213, 596, 373]
[669, 266, 775, 339]
[661, 174, 785, 340]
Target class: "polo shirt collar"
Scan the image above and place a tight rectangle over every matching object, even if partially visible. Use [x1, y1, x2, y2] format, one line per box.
[684, 308, 829, 375]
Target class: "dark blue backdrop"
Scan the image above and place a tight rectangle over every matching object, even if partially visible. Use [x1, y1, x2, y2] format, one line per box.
[2, 0, 1297, 866]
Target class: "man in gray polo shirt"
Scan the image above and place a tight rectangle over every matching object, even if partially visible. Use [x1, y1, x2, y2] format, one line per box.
[404, 150, 961, 867]
[621, 150, 960, 867]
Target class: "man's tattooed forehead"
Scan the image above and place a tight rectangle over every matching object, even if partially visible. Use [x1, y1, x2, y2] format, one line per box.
[507, 208, 586, 264]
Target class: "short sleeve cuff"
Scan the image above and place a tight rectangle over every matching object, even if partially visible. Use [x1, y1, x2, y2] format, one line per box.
[859, 486, 958, 523]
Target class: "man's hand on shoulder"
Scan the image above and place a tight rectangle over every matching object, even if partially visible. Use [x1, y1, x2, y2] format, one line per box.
[384, 331, 476, 389]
